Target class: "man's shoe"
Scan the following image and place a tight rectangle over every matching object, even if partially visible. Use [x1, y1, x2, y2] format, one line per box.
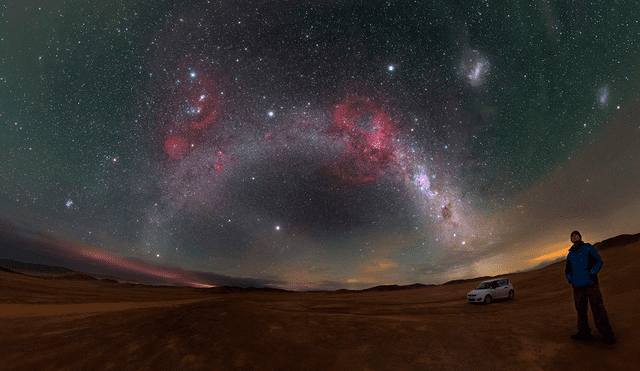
[602, 333, 616, 345]
[570, 332, 593, 341]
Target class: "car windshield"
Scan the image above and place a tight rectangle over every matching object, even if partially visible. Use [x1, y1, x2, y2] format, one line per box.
[475, 282, 492, 289]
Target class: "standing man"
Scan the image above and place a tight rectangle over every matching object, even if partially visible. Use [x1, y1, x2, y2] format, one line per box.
[565, 231, 616, 344]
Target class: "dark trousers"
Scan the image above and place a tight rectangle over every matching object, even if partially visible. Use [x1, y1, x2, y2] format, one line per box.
[573, 285, 613, 335]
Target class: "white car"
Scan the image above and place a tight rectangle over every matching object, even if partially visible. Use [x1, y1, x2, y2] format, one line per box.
[467, 277, 514, 304]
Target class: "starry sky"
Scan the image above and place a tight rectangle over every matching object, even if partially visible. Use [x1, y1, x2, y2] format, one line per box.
[2, 0, 640, 290]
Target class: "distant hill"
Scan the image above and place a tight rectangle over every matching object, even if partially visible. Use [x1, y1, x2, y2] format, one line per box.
[442, 276, 495, 286]
[360, 283, 434, 292]
[593, 233, 640, 250]
[205, 286, 291, 294]
[321, 283, 435, 294]
[0, 266, 20, 274]
[2, 232, 638, 292]
[56, 273, 99, 281]
[0, 259, 74, 276]
[0, 259, 131, 284]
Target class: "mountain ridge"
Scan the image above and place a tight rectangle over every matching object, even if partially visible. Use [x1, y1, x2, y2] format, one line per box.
[2, 232, 638, 292]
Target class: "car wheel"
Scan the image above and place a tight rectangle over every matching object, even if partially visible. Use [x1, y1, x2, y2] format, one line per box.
[484, 295, 492, 304]
[508, 290, 514, 299]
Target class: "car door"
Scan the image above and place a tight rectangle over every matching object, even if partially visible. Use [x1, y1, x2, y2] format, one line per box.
[492, 280, 506, 299]
[488, 280, 499, 298]
[498, 280, 510, 298]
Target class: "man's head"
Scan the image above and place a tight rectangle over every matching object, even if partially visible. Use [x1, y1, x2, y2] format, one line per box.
[571, 230, 582, 244]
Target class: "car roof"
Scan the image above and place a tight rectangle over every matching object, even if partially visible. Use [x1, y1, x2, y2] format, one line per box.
[480, 277, 508, 283]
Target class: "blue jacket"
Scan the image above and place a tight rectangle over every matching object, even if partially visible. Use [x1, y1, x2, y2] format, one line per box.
[565, 242, 603, 287]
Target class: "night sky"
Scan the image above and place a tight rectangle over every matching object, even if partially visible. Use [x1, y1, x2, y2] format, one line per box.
[2, 0, 639, 290]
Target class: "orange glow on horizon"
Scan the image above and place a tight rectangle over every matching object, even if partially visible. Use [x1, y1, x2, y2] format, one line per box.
[532, 242, 569, 262]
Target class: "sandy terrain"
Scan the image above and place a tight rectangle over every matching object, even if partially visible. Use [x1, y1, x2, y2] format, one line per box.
[1, 239, 638, 371]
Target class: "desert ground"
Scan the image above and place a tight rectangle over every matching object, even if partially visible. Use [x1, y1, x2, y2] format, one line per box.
[1, 237, 638, 371]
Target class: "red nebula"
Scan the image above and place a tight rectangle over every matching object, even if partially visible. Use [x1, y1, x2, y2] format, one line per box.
[164, 136, 189, 160]
[160, 55, 225, 160]
[174, 56, 222, 132]
[212, 150, 228, 173]
[327, 95, 398, 184]
[441, 204, 452, 220]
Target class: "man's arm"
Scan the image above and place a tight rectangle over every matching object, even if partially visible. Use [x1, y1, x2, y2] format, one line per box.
[565, 255, 573, 283]
[588, 245, 604, 276]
